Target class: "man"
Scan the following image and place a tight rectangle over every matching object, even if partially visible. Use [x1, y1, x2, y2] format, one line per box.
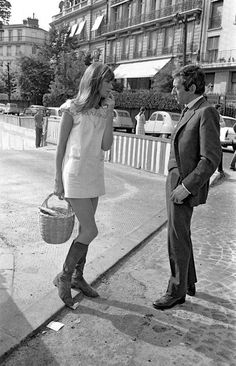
[34, 109, 44, 148]
[153, 65, 221, 310]
[214, 103, 225, 176]
[229, 123, 236, 171]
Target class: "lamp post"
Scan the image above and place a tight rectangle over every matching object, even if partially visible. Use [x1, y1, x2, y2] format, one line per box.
[7, 62, 11, 103]
[174, 12, 188, 66]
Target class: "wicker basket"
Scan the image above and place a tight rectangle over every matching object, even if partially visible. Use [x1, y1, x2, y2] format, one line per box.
[39, 193, 75, 244]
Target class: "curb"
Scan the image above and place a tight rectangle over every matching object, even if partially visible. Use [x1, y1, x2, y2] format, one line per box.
[0, 208, 167, 362]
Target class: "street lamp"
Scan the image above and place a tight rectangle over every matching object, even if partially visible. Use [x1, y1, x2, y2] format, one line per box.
[173, 11, 201, 66]
[7, 62, 11, 103]
[173, 12, 188, 66]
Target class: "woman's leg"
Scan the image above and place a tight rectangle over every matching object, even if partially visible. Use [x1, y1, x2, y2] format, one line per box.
[54, 198, 99, 305]
[71, 198, 99, 297]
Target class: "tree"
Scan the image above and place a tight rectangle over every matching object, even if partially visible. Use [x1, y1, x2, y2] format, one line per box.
[16, 56, 53, 104]
[0, 0, 11, 24]
[43, 51, 86, 106]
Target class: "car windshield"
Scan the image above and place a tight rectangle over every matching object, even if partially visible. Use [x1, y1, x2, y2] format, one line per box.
[222, 118, 236, 128]
[170, 114, 181, 121]
[117, 111, 130, 117]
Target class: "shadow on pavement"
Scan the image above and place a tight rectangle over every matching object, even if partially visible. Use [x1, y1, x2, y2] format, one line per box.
[74, 296, 235, 363]
[0, 272, 59, 365]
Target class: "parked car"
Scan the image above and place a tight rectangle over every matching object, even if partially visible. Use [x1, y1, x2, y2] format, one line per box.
[46, 107, 62, 117]
[4, 103, 20, 115]
[0, 103, 6, 113]
[220, 115, 236, 150]
[22, 105, 47, 116]
[144, 111, 181, 138]
[113, 109, 133, 133]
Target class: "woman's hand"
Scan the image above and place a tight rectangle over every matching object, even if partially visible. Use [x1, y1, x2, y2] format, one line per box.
[103, 92, 115, 110]
[54, 177, 64, 200]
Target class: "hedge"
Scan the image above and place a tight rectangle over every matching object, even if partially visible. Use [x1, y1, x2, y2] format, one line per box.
[114, 89, 181, 113]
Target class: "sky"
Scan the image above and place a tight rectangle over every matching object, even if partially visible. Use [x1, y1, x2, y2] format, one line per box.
[9, 0, 60, 30]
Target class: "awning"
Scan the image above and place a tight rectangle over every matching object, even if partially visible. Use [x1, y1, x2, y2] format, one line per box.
[70, 23, 78, 36]
[75, 20, 86, 35]
[91, 15, 104, 31]
[114, 58, 171, 79]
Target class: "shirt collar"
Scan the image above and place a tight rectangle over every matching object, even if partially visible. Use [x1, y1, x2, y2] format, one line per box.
[186, 95, 203, 110]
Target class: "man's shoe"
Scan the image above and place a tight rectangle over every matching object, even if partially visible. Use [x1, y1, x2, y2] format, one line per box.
[187, 284, 196, 296]
[152, 294, 185, 310]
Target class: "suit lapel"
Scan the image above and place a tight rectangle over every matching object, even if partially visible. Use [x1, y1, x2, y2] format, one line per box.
[173, 97, 206, 138]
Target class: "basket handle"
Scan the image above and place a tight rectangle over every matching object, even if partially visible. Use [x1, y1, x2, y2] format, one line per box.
[41, 193, 73, 214]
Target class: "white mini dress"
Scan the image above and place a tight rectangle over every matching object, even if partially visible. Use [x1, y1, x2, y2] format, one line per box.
[62, 102, 108, 199]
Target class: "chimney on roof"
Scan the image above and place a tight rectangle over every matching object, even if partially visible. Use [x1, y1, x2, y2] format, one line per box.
[23, 16, 39, 28]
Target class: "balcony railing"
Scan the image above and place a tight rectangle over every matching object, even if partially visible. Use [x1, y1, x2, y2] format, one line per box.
[147, 49, 157, 57]
[162, 46, 173, 55]
[133, 51, 143, 59]
[102, 0, 202, 34]
[200, 50, 236, 64]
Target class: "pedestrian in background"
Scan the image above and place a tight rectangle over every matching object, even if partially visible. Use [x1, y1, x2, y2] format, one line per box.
[34, 109, 44, 148]
[135, 106, 146, 135]
[214, 103, 225, 176]
[153, 65, 221, 310]
[230, 122, 236, 171]
[53, 62, 115, 307]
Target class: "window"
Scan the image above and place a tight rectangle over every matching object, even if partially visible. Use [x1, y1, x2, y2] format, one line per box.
[134, 34, 142, 58]
[163, 27, 173, 53]
[205, 72, 215, 88]
[207, 36, 219, 62]
[209, 0, 223, 29]
[8, 30, 13, 41]
[148, 31, 157, 56]
[0, 31, 3, 41]
[122, 37, 129, 58]
[0, 47, 3, 56]
[231, 72, 236, 94]
[7, 46, 11, 56]
[16, 45, 21, 55]
[17, 29, 22, 41]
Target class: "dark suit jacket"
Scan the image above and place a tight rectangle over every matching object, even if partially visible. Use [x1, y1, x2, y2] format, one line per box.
[168, 97, 221, 207]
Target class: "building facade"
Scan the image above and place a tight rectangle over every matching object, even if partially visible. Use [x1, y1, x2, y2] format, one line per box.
[200, 0, 236, 95]
[0, 17, 48, 68]
[48, 0, 236, 95]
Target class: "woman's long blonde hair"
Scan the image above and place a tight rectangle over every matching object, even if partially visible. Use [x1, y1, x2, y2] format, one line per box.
[73, 62, 114, 113]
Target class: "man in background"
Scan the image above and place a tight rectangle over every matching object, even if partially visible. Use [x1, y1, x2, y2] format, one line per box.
[34, 109, 44, 148]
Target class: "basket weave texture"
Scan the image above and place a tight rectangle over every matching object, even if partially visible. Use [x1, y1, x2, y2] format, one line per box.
[39, 193, 75, 244]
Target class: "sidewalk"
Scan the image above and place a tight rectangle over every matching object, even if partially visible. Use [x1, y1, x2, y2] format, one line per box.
[0, 145, 228, 362]
[1, 166, 235, 365]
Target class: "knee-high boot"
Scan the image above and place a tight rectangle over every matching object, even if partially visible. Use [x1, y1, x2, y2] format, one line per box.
[71, 247, 99, 297]
[53, 240, 88, 306]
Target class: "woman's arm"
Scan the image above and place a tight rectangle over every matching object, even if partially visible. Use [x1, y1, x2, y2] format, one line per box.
[101, 95, 115, 151]
[54, 111, 73, 197]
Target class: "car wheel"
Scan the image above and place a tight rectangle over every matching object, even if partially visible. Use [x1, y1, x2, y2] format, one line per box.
[126, 128, 132, 133]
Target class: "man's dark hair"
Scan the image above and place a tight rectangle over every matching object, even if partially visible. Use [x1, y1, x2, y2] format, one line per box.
[173, 64, 205, 95]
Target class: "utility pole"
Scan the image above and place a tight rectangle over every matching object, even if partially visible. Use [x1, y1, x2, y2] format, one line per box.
[7, 62, 11, 103]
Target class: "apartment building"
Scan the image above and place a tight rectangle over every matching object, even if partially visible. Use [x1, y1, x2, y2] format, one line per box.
[200, 0, 236, 95]
[51, 0, 203, 89]
[0, 17, 48, 68]
[50, 0, 236, 94]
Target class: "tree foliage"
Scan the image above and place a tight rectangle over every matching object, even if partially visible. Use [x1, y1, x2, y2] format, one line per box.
[16, 56, 53, 104]
[0, 0, 11, 23]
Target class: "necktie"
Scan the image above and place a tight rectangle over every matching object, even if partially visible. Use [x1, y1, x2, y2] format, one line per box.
[181, 106, 188, 119]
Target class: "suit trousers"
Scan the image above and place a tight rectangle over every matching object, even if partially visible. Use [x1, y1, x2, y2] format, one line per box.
[166, 168, 197, 298]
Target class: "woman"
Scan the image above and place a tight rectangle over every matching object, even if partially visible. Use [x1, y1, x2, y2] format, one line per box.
[53, 62, 115, 307]
[135, 106, 146, 135]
